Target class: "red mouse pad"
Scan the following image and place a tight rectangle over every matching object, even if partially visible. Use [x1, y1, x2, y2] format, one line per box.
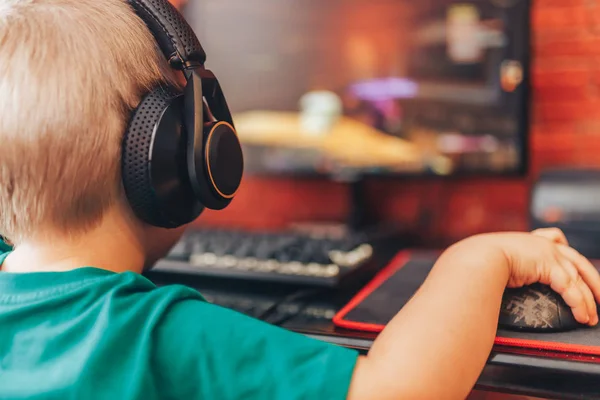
[333, 251, 600, 356]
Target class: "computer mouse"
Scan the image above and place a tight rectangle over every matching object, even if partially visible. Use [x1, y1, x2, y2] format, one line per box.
[499, 283, 582, 332]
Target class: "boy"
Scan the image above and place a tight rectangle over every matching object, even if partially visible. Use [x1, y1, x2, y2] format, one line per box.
[0, 1, 599, 399]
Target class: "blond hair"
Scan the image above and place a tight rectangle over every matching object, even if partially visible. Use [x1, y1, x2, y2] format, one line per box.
[0, 0, 179, 243]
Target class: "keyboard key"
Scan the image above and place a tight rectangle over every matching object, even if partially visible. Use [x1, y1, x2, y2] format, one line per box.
[158, 228, 375, 287]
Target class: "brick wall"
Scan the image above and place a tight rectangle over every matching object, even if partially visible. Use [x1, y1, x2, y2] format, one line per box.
[198, 0, 600, 244]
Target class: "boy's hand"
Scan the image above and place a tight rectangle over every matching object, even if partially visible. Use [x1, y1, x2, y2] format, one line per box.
[485, 228, 600, 326]
[350, 227, 600, 400]
[351, 227, 600, 400]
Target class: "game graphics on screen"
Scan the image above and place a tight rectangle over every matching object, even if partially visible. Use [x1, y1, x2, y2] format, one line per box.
[193, 0, 528, 178]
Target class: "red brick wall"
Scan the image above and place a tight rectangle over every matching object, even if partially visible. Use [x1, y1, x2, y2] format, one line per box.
[198, 0, 600, 244]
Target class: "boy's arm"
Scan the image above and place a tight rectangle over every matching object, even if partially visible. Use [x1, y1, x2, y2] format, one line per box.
[347, 231, 600, 400]
[348, 240, 508, 400]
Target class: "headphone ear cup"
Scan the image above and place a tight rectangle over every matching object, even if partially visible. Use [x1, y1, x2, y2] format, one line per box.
[192, 120, 243, 210]
[122, 87, 203, 228]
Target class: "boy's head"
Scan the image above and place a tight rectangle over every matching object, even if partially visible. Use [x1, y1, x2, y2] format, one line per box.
[0, 0, 182, 250]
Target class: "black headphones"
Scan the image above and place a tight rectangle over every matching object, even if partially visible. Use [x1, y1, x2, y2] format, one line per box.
[122, 0, 244, 228]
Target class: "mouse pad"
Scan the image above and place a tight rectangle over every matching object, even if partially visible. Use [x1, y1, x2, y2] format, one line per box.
[333, 251, 600, 356]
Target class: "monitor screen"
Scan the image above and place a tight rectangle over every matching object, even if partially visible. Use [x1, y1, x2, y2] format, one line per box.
[185, 0, 530, 178]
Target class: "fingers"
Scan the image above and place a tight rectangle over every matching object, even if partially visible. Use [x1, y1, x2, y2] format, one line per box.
[532, 227, 569, 245]
[549, 263, 592, 325]
[557, 245, 600, 305]
[526, 228, 599, 326]
[561, 258, 598, 325]
[577, 276, 598, 326]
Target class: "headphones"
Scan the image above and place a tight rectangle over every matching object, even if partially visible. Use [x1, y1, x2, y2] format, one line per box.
[122, 0, 244, 228]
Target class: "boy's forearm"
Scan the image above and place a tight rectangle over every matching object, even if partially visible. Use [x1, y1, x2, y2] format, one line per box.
[348, 236, 510, 400]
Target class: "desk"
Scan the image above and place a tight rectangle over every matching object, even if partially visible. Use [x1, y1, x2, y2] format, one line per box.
[147, 252, 600, 400]
[290, 325, 600, 399]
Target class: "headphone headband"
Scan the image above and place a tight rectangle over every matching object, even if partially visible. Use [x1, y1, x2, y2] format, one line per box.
[127, 0, 206, 69]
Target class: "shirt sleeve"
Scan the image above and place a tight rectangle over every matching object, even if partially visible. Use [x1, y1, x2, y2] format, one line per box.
[152, 298, 359, 400]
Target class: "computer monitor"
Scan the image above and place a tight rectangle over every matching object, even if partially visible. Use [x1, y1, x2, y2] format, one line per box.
[184, 0, 529, 179]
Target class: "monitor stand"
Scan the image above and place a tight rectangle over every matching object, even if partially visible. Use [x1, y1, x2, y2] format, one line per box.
[347, 179, 370, 232]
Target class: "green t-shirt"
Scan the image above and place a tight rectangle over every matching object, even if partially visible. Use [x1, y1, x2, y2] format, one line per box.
[0, 249, 358, 399]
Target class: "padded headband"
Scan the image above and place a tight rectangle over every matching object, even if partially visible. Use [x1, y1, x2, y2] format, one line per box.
[127, 0, 206, 69]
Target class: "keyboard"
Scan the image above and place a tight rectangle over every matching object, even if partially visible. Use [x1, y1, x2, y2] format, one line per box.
[152, 228, 375, 287]
[200, 289, 337, 325]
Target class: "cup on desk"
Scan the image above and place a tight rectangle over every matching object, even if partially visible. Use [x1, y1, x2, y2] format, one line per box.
[298, 90, 343, 136]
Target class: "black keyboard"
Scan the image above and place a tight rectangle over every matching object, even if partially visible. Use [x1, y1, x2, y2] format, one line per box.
[152, 228, 375, 287]
[200, 289, 337, 325]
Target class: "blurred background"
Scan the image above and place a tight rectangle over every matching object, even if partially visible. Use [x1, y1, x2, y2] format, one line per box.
[177, 0, 598, 246]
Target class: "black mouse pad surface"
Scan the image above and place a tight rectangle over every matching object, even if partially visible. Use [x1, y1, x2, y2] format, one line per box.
[333, 251, 600, 356]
